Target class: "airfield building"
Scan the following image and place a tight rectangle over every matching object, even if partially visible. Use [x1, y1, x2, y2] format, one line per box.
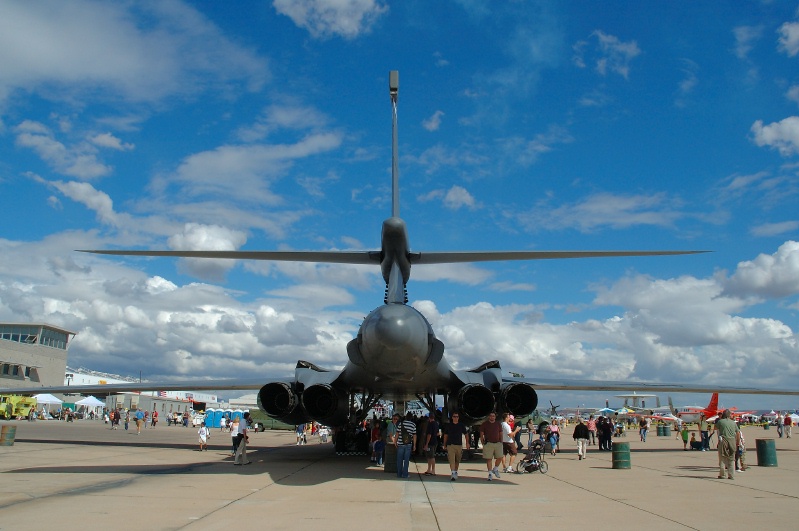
[0, 323, 75, 389]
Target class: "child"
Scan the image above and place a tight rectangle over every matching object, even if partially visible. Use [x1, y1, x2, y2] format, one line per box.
[198, 423, 210, 451]
[372, 435, 386, 466]
[690, 432, 702, 450]
[736, 431, 747, 472]
[681, 425, 690, 450]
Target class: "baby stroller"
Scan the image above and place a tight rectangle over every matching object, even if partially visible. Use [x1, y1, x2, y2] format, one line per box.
[515, 439, 549, 474]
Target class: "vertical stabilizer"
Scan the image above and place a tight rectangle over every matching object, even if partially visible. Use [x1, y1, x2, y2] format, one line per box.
[389, 70, 400, 218]
[706, 392, 719, 414]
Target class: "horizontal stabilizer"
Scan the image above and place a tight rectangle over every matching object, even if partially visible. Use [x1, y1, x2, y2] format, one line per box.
[78, 249, 708, 266]
[78, 249, 380, 264]
[412, 250, 709, 264]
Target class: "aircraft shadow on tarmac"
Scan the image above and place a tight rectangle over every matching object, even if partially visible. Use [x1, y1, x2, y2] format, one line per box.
[7, 440, 531, 486]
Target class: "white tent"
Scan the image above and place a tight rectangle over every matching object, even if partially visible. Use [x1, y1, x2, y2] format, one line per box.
[75, 396, 104, 407]
[33, 393, 63, 405]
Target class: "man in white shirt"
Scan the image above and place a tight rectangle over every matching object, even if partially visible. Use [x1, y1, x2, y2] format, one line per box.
[501, 413, 520, 473]
[234, 412, 251, 465]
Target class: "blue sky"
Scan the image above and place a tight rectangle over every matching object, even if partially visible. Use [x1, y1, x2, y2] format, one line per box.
[1, 1, 798, 410]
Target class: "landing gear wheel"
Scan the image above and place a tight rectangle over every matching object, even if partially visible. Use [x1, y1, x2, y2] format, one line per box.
[538, 460, 548, 474]
[515, 460, 527, 474]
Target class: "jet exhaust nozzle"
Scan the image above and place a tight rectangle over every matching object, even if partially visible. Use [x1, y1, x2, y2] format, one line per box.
[257, 382, 309, 425]
[302, 384, 349, 426]
[499, 382, 538, 417]
[451, 383, 495, 423]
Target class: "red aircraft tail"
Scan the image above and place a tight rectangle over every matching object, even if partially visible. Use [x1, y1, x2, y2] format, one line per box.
[704, 392, 719, 416]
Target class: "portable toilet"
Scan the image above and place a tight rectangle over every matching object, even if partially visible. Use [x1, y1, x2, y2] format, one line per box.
[232, 409, 243, 422]
[204, 408, 216, 428]
[213, 409, 224, 428]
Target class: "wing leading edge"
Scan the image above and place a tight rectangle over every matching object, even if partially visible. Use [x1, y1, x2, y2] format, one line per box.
[507, 377, 799, 396]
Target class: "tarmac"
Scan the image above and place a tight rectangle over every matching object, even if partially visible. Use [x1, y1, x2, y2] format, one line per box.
[0, 420, 797, 531]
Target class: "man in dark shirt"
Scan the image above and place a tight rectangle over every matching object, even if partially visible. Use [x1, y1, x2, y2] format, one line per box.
[442, 411, 468, 481]
[573, 417, 590, 460]
[480, 412, 504, 481]
[423, 411, 440, 476]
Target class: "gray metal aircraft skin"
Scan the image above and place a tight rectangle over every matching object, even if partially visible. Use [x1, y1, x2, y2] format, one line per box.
[3, 72, 796, 426]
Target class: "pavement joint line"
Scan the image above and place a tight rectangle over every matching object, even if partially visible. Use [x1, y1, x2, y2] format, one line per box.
[177, 454, 321, 530]
[414, 461, 443, 531]
[604, 458, 799, 501]
[544, 473, 700, 530]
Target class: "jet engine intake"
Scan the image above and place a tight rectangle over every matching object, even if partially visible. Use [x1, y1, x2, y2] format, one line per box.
[257, 382, 308, 425]
[499, 382, 538, 417]
[302, 384, 349, 426]
[451, 383, 495, 423]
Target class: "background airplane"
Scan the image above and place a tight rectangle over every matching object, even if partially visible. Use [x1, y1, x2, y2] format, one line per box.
[2, 73, 798, 433]
[666, 393, 753, 423]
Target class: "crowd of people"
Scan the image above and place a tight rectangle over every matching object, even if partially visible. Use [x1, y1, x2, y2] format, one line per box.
[342, 407, 797, 482]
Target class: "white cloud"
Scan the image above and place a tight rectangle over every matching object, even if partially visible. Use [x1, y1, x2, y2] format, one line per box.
[444, 185, 477, 210]
[172, 132, 343, 204]
[574, 31, 641, 80]
[0, 1, 268, 104]
[168, 223, 248, 282]
[272, 0, 389, 40]
[47, 180, 119, 226]
[236, 103, 332, 143]
[90, 132, 134, 151]
[14, 120, 111, 180]
[733, 25, 762, 59]
[417, 185, 479, 211]
[517, 192, 685, 233]
[422, 110, 445, 132]
[750, 221, 799, 237]
[788, 85, 799, 106]
[751, 116, 799, 156]
[724, 241, 799, 299]
[777, 21, 799, 57]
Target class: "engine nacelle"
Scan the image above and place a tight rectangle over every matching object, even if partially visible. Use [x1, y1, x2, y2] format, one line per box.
[499, 382, 538, 417]
[450, 383, 495, 423]
[302, 384, 349, 426]
[257, 382, 309, 425]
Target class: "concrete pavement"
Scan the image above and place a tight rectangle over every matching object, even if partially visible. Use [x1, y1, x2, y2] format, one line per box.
[0, 420, 797, 530]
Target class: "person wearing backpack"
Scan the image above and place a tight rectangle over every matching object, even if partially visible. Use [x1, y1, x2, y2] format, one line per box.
[395, 412, 417, 479]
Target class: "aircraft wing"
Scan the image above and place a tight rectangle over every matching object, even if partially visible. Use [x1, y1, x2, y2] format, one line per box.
[413, 250, 709, 264]
[78, 249, 380, 264]
[503, 377, 799, 396]
[0, 378, 270, 396]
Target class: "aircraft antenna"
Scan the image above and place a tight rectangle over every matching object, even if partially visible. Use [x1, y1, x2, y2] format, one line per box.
[389, 70, 400, 218]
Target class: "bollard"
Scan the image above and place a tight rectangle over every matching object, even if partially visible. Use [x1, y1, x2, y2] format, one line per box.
[0, 425, 16, 446]
[383, 443, 398, 473]
[755, 439, 777, 467]
[611, 441, 631, 469]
